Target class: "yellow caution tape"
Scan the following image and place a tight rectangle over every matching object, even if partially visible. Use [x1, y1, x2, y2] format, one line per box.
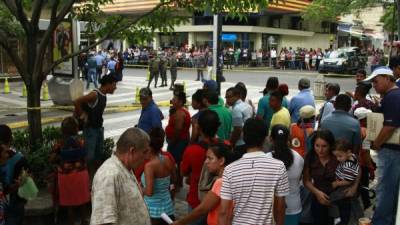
[0, 101, 173, 111]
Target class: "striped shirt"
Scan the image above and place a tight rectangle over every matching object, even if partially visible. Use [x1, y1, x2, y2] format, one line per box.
[220, 151, 289, 225]
[335, 154, 359, 181]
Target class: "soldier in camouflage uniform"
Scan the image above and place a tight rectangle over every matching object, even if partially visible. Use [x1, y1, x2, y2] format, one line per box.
[159, 54, 168, 87]
[169, 52, 178, 90]
[147, 54, 160, 88]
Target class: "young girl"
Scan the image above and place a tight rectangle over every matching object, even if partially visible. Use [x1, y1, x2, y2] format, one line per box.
[51, 117, 90, 225]
[141, 128, 176, 225]
[330, 139, 360, 225]
[172, 142, 233, 225]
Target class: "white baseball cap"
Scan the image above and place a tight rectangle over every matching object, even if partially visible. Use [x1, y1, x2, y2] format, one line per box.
[364, 66, 394, 81]
[354, 107, 372, 120]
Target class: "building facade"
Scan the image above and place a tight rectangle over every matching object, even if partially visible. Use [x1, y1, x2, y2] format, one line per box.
[101, 0, 337, 52]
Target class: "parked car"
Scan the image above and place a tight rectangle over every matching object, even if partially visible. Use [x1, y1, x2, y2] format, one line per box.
[319, 47, 366, 74]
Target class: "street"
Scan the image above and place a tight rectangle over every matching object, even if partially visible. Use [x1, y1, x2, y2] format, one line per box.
[0, 68, 356, 138]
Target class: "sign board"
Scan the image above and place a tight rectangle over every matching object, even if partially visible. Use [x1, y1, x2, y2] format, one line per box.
[53, 21, 73, 75]
[366, 112, 400, 145]
[222, 34, 237, 42]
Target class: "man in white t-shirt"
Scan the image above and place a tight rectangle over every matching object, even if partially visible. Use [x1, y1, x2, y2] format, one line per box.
[270, 48, 277, 68]
[219, 118, 289, 225]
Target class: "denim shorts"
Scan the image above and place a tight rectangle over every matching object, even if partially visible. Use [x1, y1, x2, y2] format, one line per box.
[83, 127, 104, 162]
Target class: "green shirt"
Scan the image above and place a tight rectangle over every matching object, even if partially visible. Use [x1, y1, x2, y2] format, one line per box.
[209, 104, 232, 141]
[218, 97, 225, 107]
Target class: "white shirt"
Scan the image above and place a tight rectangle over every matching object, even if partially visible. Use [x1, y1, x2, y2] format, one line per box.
[266, 150, 304, 215]
[270, 50, 277, 58]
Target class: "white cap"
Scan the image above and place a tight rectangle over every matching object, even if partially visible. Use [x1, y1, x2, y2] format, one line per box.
[364, 66, 394, 81]
[354, 107, 372, 120]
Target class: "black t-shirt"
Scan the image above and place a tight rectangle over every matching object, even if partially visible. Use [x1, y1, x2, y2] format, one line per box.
[381, 87, 400, 150]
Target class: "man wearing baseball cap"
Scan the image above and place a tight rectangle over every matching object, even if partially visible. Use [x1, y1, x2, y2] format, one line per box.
[365, 66, 400, 225]
[203, 80, 224, 106]
[137, 87, 163, 133]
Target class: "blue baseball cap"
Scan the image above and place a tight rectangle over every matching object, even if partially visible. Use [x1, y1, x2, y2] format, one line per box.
[203, 80, 218, 92]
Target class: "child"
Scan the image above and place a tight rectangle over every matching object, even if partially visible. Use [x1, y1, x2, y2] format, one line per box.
[354, 107, 376, 209]
[330, 139, 360, 225]
[0, 124, 29, 225]
[51, 117, 90, 225]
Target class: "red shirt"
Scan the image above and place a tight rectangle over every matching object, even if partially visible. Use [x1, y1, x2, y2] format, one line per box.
[180, 144, 207, 208]
[165, 108, 191, 140]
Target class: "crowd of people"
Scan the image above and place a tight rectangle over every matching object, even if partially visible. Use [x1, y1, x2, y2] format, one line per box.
[1, 55, 400, 225]
[78, 46, 387, 92]
[117, 45, 386, 72]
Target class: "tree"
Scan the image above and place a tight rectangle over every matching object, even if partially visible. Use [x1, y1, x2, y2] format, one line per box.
[381, 0, 400, 42]
[0, 0, 268, 149]
[302, 0, 380, 22]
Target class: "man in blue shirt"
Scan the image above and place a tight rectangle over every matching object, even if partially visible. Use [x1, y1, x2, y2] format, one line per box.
[318, 82, 340, 125]
[364, 67, 400, 225]
[321, 94, 361, 154]
[288, 78, 315, 123]
[225, 87, 253, 147]
[137, 88, 163, 133]
[95, 51, 105, 79]
[107, 56, 117, 74]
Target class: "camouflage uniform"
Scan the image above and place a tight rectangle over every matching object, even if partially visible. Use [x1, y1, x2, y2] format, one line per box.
[159, 56, 168, 87]
[147, 57, 160, 88]
[169, 54, 178, 90]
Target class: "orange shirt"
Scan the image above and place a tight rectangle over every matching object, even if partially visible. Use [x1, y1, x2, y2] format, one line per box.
[207, 178, 233, 225]
[290, 123, 314, 158]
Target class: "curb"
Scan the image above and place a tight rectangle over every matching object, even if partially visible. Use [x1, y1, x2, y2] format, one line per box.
[0, 76, 23, 83]
[6, 100, 172, 129]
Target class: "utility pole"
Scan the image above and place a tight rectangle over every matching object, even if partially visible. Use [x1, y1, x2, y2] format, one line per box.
[397, 0, 400, 42]
[213, 14, 223, 95]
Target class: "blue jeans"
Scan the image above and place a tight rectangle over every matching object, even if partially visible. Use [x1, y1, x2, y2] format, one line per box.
[372, 147, 400, 225]
[285, 213, 300, 225]
[83, 127, 104, 162]
[87, 69, 98, 89]
[167, 139, 189, 165]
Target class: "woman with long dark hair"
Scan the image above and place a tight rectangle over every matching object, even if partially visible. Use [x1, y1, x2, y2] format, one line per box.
[267, 125, 304, 225]
[142, 128, 176, 225]
[303, 129, 338, 225]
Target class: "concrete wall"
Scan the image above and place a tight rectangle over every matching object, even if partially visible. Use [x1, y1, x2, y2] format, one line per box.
[193, 33, 211, 44]
[279, 33, 331, 50]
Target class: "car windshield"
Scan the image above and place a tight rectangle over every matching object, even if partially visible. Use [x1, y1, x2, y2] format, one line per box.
[325, 50, 346, 59]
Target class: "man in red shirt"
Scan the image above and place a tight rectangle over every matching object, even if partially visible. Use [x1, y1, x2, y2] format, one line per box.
[181, 110, 221, 224]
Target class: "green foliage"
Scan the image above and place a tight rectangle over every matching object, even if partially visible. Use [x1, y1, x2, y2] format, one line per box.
[0, 2, 24, 38]
[0, 0, 272, 148]
[381, 5, 397, 32]
[302, 0, 380, 22]
[13, 126, 114, 188]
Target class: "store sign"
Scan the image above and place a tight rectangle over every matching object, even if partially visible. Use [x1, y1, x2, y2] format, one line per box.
[222, 34, 237, 41]
[337, 23, 352, 33]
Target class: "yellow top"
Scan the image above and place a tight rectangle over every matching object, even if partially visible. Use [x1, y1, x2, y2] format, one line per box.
[270, 107, 291, 134]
